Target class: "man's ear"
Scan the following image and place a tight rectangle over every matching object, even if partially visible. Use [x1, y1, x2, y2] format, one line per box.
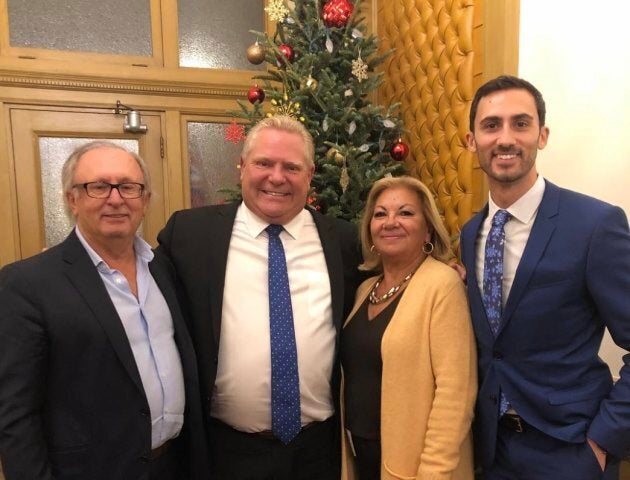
[142, 191, 151, 214]
[465, 132, 477, 153]
[66, 190, 78, 216]
[239, 157, 246, 181]
[538, 126, 550, 150]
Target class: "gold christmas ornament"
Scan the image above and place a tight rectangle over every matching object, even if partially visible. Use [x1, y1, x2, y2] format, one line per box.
[246, 42, 266, 65]
[326, 147, 344, 163]
[302, 75, 319, 91]
[266, 93, 305, 122]
[264, 0, 290, 22]
[352, 55, 368, 82]
[340, 165, 350, 192]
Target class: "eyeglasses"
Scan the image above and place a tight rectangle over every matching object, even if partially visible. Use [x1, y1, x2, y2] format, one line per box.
[73, 181, 145, 199]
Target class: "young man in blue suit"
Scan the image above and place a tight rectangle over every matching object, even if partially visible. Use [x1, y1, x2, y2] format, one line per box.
[461, 76, 630, 479]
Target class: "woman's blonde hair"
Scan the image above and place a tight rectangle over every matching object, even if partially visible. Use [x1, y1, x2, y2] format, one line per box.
[359, 176, 453, 271]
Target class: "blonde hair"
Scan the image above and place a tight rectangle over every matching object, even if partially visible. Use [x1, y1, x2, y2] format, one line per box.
[359, 176, 453, 271]
[241, 115, 314, 167]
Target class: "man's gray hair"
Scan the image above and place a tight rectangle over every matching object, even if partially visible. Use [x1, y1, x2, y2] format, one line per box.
[61, 141, 151, 196]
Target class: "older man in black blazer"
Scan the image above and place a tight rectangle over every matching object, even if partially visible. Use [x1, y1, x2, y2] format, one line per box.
[0, 142, 208, 480]
[158, 115, 362, 480]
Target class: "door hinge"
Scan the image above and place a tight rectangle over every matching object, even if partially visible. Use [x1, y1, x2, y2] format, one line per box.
[160, 137, 164, 158]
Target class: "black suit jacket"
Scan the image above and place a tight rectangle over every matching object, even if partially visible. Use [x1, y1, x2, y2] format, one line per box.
[156, 202, 363, 420]
[0, 231, 209, 480]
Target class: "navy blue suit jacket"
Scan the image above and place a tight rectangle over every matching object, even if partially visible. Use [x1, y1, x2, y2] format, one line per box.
[461, 180, 630, 467]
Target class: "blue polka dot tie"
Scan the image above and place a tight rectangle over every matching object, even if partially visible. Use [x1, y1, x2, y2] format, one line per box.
[482, 209, 512, 416]
[266, 224, 301, 444]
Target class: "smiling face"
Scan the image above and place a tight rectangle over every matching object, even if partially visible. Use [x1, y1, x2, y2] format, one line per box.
[240, 127, 314, 225]
[66, 147, 149, 250]
[466, 88, 549, 194]
[370, 186, 431, 266]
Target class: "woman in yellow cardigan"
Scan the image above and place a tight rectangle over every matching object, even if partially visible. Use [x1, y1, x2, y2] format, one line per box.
[341, 176, 477, 480]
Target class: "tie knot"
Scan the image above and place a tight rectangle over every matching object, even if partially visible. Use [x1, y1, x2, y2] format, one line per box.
[266, 224, 283, 237]
[492, 209, 511, 228]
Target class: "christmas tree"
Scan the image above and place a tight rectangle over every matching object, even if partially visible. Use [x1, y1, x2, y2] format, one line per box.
[231, 0, 408, 222]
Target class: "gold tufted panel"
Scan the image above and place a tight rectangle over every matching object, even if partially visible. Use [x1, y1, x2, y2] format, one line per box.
[377, 0, 477, 246]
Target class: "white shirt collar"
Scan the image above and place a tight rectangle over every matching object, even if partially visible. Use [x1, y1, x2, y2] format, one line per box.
[238, 202, 307, 240]
[488, 175, 546, 224]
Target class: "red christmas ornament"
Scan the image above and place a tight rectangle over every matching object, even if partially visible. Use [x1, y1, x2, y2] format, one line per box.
[247, 85, 265, 104]
[277, 43, 295, 63]
[322, 0, 354, 28]
[390, 140, 409, 161]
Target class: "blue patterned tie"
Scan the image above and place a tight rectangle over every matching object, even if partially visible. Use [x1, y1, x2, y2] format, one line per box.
[482, 209, 512, 416]
[266, 224, 301, 444]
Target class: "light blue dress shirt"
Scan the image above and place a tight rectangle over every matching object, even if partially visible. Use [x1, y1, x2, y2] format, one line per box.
[76, 228, 185, 449]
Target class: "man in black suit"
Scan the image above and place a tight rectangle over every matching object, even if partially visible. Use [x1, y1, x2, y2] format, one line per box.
[158, 115, 362, 480]
[0, 141, 208, 480]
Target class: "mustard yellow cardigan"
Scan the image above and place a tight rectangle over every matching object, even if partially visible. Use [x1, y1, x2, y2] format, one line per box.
[341, 256, 477, 480]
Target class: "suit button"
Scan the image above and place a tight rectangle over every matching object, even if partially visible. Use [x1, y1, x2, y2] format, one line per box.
[490, 394, 498, 404]
[493, 351, 503, 359]
[140, 455, 149, 463]
[140, 409, 149, 417]
[213, 356, 218, 364]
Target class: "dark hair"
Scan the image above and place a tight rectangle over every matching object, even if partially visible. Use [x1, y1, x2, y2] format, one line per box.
[469, 75, 546, 131]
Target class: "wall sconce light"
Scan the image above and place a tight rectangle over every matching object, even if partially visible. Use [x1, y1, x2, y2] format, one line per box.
[115, 100, 148, 133]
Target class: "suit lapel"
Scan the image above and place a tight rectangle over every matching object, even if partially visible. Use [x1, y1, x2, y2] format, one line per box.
[499, 182, 559, 333]
[462, 208, 495, 339]
[61, 231, 144, 394]
[463, 207, 487, 309]
[310, 209, 345, 332]
[207, 203, 240, 349]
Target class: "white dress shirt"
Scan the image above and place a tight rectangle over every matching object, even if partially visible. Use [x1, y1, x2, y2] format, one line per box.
[475, 175, 546, 306]
[211, 204, 335, 432]
[76, 227, 185, 449]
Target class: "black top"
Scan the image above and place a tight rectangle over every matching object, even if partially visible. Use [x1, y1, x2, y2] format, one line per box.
[341, 294, 402, 440]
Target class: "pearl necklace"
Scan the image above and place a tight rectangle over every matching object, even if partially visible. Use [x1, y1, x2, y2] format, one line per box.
[368, 266, 418, 305]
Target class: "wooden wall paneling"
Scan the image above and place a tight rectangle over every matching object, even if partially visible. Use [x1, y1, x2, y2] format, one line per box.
[0, 0, 11, 56]
[482, 0, 519, 80]
[0, 101, 19, 265]
[164, 109, 185, 214]
[471, 0, 488, 213]
[160, 0, 179, 68]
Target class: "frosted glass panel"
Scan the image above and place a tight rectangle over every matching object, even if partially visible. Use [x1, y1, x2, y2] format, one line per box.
[8, 0, 152, 56]
[179, 0, 265, 70]
[39, 138, 139, 248]
[188, 123, 241, 207]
